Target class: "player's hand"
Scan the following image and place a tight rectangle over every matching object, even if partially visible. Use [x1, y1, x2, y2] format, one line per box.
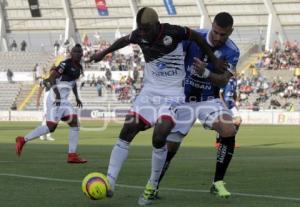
[214, 59, 228, 72]
[76, 98, 83, 108]
[89, 52, 105, 63]
[192, 57, 207, 75]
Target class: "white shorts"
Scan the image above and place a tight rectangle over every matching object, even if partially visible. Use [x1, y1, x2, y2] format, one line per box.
[169, 99, 232, 140]
[46, 97, 76, 123]
[130, 91, 184, 126]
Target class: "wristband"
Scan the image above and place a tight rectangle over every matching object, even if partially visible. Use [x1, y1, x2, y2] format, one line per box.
[202, 68, 210, 78]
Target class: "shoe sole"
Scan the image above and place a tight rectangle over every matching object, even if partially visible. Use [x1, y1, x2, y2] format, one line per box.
[138, 196, 153, 206]
[210, 187, 231, 198]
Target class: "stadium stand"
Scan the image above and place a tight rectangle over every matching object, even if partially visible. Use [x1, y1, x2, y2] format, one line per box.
[0, 82, 21, 110]
[0, 52, 53, 72]
[0, 0, 299, 113]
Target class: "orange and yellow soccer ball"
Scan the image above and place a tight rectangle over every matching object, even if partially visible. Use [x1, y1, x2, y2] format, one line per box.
[82, 172, 109, 200]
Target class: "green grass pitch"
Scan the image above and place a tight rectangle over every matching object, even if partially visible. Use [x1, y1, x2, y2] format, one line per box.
[0, 121, 300, 207]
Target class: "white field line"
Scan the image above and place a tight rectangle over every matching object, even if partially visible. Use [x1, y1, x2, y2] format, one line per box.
[0, 173, 300, 202]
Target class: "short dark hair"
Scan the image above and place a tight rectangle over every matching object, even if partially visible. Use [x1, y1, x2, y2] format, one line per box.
[213, 12, 233, 28]
[71, 44, 82, 52]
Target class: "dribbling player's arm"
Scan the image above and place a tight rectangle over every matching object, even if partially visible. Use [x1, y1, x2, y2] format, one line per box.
[189, 30, 227, 70]
[91, 35, 131, 63]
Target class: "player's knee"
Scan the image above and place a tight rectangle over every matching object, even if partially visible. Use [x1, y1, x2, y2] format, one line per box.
[153, 138, 165, 148]
[119, 122, 143, 142]
[219, 124, 236, 137]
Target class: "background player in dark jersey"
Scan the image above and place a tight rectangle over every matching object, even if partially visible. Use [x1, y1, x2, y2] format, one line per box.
[15, 44, 87, 164]
[36, 78, 55, 141]
[145, 12, 239, 203]
[89, 7, 226, 200]
[216, 76, 242, 148]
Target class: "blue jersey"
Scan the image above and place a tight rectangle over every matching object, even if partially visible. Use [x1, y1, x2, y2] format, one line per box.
[222, 77, 237, 109]
[183, 29, 240, 102]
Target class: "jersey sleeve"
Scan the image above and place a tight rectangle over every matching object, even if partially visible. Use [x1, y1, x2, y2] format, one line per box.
[223, 81, 237, 109]
[128, 29, 139, 44]
[56, 60, 68, 74]
[171, 25, 192, 41]
[226, 49, 240, 75]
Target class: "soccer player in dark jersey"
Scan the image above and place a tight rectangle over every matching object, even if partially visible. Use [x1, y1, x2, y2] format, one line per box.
[15, 44, 87, 164]
[146, 12, 240, 203]
[89, 7, 226, 199]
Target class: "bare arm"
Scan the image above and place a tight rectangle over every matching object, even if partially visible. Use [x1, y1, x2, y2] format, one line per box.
[90, 35, 131, 63]
[72, 82, 82, 108]
[193, 57, 232, 87]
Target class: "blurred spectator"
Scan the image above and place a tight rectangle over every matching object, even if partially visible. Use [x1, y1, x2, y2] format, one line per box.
[7, 68, 14, 83]
[54, 40, 60, 56]
[133, 67, 139, 84]
[96, 79, 104, 97]
[105, 68, 112, 81]
[20, 40, 27, 51]
[10, 40, 17, 51]
[10, 102, 17, 110]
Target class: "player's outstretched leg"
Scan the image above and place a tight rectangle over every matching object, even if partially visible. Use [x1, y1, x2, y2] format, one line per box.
[107, 113, 148, 197]
[66, 117, 87, 164]
[138, 117, 172, 206]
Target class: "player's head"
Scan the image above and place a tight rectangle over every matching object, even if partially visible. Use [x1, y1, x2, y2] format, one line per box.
[71, 44, 83, 61]
[136, 7, 160, 43]
[211, 12, 234, 47]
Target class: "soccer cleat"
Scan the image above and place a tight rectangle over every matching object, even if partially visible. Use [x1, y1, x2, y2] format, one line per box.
[138, 182, 158, 206]
[106, 188, 114, 198]
[40, 135, 46, 140]
[210, 180, 231, 198]
[16, 136, 26, 156]
[46, 136, 55, 141]
[67, 153, 87, 164]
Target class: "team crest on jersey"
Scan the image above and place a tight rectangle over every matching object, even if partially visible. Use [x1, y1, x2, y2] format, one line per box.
[156, 62, 167, 70]
[163, 36, 172, 46]
[214, 50, 222, 58]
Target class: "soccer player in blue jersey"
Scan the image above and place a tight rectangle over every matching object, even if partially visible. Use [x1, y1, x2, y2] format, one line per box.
[141, 12, 240, 204]
[216, 76, 242, 148]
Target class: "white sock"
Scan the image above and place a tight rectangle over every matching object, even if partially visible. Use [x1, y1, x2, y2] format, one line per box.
[25, 125, 50, 141]
[149, 145, 168, 187]
[68, 127, 79, 153]
[107, 138, 130, 191]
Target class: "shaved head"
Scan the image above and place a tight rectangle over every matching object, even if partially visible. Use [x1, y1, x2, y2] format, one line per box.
[136, 7, 159, 25]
